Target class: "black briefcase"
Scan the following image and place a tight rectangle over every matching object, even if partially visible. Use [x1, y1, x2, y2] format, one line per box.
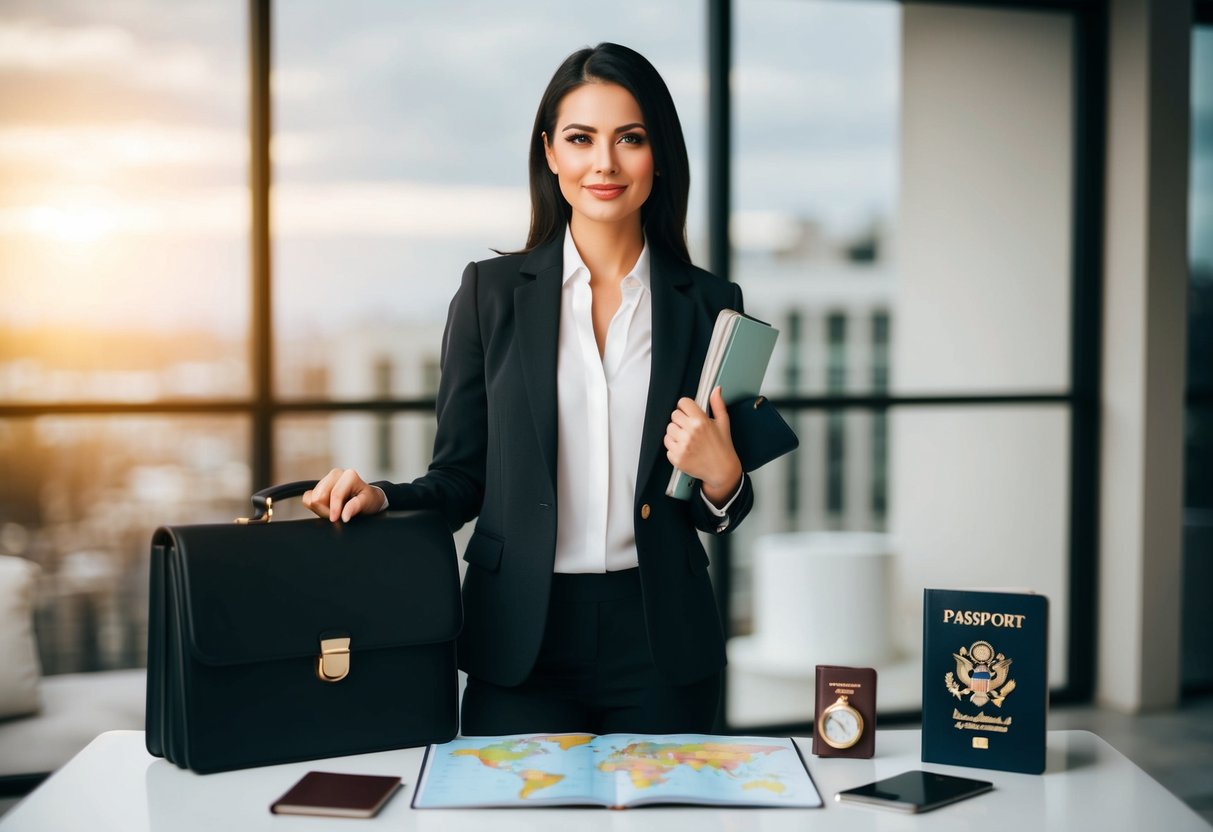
[145, 481, 462, 773]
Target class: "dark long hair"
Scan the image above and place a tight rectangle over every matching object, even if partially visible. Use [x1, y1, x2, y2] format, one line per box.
[516, 43, 692, 262]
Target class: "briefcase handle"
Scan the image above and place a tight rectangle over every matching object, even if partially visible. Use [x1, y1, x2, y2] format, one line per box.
[236, 480, 319, 524]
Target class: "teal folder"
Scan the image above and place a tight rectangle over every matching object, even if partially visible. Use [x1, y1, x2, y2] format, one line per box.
[666, 310, 778, 501]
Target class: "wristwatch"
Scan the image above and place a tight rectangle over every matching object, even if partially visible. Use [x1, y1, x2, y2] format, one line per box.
[818, 694, 865, 750]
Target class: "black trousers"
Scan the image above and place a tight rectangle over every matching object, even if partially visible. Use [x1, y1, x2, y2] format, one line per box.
[459, 568, 721, 736]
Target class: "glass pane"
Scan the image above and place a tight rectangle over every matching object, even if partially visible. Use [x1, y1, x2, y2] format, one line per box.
[275, 412, 435, 491]
[0, 2, 250, 401]
[895, 5, 1073, 394]
[736, 3, 1076, 397]
[273, 2, 706, 399]
[0, 416, 250, 675]
[726, 405, 1069, 728]
[1183, 25, 1213, 690]
[273, 412, 475, 555]
[1193, 27, 1213, 291]
[734, 0, 899, 398]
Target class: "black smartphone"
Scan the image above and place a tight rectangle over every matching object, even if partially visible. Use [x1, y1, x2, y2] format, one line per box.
[835, 770, 993, 813]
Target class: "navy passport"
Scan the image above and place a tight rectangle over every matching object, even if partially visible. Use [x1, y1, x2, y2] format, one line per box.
[921, 589, 1048, 774]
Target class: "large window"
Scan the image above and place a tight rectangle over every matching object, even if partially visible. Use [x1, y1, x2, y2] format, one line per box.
[0, 1, 249, 674]
[724, 1, 1085, 727]
[1, 2, 1108, 733]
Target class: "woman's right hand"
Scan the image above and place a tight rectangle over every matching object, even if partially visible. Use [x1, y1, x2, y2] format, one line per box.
[302, 468, 389, 522]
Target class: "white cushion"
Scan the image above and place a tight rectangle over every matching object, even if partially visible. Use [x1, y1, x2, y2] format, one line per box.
[0, 669, 146, 776]
[0, 556, 42, 720]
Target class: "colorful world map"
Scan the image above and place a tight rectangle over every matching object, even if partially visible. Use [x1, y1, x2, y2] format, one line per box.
[412, 733, 823, 808]
[451, 734, 593, 799]
[599, 739, 790, 793]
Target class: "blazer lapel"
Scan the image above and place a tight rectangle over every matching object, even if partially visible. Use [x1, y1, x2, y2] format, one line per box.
[514, 237, 563, 493]
[636, 247, 694, 494]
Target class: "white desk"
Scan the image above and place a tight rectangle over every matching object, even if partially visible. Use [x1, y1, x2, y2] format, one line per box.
[1, 730, 1208, 831]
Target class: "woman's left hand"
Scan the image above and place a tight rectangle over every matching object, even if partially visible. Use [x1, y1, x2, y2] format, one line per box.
[665, 386, 743, 507]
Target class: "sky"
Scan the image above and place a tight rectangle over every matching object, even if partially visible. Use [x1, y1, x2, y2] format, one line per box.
[1, 1, 1205, 345]
[0, 0, 900, 339]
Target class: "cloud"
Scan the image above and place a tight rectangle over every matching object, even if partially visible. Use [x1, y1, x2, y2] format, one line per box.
[0, 19, 135, 70]
[274, 181, 530, 240]
[0, 18, 233, 94]
[0, 122, 243, 172]
[0, 2, 902, 244]
[0, 180, 529, 241]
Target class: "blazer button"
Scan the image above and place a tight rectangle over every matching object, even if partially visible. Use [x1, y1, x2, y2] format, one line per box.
[640, 503, 651, 520]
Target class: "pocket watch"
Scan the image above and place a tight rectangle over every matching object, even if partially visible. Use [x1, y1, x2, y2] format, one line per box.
[818, 694, 864, 750]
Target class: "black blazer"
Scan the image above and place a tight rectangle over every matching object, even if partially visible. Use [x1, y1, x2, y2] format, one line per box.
[377, 235, 754, 687]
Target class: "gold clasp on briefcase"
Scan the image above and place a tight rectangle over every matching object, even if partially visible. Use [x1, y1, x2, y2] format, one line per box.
[316, 636, 351, 682]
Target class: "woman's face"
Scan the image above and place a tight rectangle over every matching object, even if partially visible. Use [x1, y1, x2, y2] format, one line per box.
[543, 82, 655, 234]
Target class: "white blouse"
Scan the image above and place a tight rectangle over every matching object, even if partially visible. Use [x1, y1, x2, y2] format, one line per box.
[553, 228, 653, 573]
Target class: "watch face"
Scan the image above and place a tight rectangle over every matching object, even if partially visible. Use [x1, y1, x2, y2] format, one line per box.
[819, 696, 864, 750]
[824, 710, 860, 745]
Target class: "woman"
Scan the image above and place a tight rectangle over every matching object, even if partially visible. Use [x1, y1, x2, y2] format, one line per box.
[303, 43, 754, 735]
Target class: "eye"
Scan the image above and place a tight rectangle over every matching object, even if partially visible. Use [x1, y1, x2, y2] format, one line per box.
[564, 132, 591, 145]
[618, 132, 647, 145]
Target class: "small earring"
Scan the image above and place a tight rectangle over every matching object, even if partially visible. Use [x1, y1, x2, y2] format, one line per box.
[655, 170, 661, 176]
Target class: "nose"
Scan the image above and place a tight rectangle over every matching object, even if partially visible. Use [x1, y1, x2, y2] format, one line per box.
[595, 142, 618, 175]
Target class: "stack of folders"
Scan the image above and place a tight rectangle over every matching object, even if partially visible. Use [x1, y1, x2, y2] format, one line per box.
[666, 309, 780, 501]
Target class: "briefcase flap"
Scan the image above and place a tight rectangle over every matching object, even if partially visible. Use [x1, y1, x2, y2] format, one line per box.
[153, 510, 460, 668]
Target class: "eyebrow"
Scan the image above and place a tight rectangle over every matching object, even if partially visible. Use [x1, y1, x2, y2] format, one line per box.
[561, 122, 647, 134]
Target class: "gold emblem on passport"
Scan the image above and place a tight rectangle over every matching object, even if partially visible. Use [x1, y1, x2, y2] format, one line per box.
[945, 640, 1016, 707]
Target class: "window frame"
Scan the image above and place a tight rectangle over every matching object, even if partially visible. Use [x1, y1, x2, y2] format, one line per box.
[0, 0, 1120, 729]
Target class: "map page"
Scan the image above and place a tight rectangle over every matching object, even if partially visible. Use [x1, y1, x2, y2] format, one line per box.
[411, 733, 823, 809]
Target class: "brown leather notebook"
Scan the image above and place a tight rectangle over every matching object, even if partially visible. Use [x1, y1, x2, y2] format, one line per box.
[270, 771, 403, 818]
[812, 665, 877, 759]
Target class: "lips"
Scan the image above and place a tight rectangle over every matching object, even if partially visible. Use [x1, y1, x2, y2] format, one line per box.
[585, 184, 627, 200]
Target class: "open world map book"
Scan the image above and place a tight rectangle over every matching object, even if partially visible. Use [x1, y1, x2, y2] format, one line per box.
[411, 733, 823, 810]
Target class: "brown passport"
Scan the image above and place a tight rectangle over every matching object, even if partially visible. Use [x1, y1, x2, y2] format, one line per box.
[812, 665, 877, 759]
[270, 771, 403, 818]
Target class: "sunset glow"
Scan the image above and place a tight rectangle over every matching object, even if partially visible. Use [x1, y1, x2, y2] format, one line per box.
[26, 202, 115, 244]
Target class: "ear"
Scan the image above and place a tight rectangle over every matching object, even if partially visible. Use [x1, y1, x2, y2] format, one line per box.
[542, 132, 558, 174]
